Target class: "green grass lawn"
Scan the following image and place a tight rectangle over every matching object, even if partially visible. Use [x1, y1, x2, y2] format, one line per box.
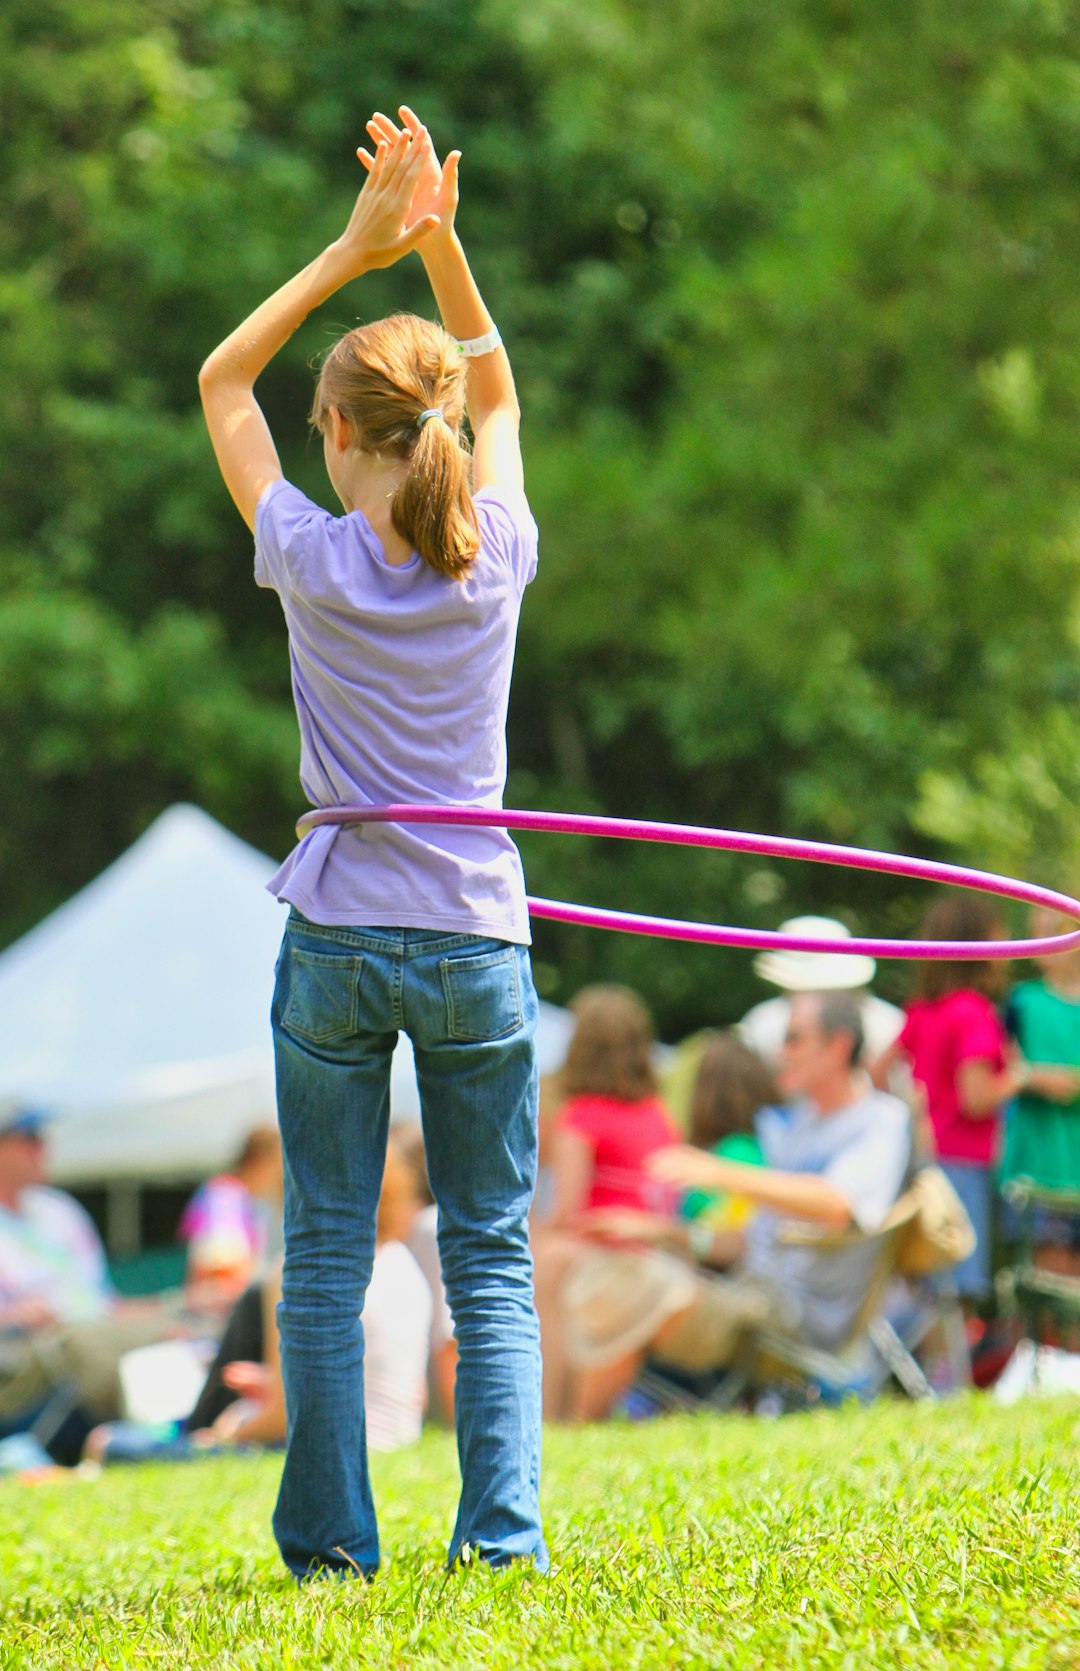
[0, 1397, 1078, 1669]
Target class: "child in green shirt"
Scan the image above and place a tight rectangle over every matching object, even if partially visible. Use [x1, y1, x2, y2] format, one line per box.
[1002, 906, 1080, 1274]
[681, 1032, 772, 1244]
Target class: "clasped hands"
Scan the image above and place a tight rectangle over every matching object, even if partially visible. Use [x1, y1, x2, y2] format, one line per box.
[333, 104, 459, 276]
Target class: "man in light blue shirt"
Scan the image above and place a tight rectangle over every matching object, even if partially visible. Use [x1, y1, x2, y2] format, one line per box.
[742, 995, 913, 1347]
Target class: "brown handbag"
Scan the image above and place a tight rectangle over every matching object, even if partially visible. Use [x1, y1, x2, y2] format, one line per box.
[897, 1163, 977, 1277]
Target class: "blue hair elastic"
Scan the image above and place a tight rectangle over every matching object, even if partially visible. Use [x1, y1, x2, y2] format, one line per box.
[416, 408, 443, 430]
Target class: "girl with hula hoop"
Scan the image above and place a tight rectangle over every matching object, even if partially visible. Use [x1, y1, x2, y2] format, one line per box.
[199, 106, 547, 1579]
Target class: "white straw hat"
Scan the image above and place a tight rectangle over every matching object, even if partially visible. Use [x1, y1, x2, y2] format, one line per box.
[753, 916, 876, 992]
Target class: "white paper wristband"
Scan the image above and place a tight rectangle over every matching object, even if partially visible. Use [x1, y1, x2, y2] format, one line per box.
[456, 327, 503, 359]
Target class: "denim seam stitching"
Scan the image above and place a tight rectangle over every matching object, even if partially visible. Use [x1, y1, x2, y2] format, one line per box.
[287, 919, 404, 952]
[392, 950, 405, 1029]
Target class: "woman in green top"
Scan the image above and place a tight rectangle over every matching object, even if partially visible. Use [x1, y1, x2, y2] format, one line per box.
[1002, 906, 1080, 1275]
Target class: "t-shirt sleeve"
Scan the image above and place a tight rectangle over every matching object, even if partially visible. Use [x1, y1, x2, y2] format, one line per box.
[47, 1191, 115, 1309]
[658, 1100, 682, 1144]
[60, 1194, 113, 1298]
[755, 1104, 792, 1167]
[254, 478, 335, 597]
[952, 994, 1007, 1068]
[718, 1133, 765, 1167]
[473, 487, 539, 593]
[557, 1096, 602, 1146]
[180, 1179, 258, 1277]
[177, 1182, 207, 1243]
[824, 1101, 912, 1233]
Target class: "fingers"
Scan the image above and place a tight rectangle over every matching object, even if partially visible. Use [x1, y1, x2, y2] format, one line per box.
[364, 128, 412, 192]
[356, 146, 375, 173]
[385, 128, 429, 198]
[367, 111, 401, 146]
[222, 1360, 267, 1393]
[365, 108, 444, 181]
[377, 126, 418, 192]
[390, 214, 441, 257]
[399, 107, 439, 161]
[367, 138, 389, 188]
[396, 105, 441, 171]
[364, 131, 401, 195]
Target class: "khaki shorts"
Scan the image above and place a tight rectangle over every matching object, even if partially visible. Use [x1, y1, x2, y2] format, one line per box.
[562, 1247, 791, 1374]
[0, 1313, 176, 1422]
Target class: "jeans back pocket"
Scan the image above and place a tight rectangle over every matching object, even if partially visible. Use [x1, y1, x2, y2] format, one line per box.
[441, 946, 523, 1043]
[281, 946, 364, 1047]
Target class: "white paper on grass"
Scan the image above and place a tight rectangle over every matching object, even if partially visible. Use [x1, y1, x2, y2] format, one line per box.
[994, 1338, 1080, 1405]
[119, 1338, 214, 1425]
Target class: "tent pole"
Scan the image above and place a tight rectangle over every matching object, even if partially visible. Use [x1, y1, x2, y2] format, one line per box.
[105, 1180, 141, 1257]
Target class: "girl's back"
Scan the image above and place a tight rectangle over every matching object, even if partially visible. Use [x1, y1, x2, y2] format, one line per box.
[255, 476, 537, 939]
[558, 1090, 679, 1211]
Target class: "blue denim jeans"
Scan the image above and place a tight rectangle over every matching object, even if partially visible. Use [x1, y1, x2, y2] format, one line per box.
[939, 1160, 993, 1300]
[270, 911, 546, 1580]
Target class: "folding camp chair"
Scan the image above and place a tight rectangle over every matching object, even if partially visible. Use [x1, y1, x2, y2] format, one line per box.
[999, 1179, 1080, 1354]
[0, 1329, 88, 1465]
[634, 1190, 965, 1414]
[715, 1193, 935, 1409]
[878, 1269, 971, 1395]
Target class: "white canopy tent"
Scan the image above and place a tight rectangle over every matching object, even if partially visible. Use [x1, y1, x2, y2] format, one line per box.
[0, 805, 576, 1192]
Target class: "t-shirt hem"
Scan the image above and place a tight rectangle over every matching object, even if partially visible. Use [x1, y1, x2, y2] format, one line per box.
[271, 884, 532, 947]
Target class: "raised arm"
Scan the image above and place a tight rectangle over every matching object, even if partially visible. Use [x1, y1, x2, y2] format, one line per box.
[198, 130, 438, 531]
[363, 108, 523, 495]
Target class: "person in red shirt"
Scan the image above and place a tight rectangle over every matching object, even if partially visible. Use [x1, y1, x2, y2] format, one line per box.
[532, 985, 678, 1418]
[874, 893, 1021, 1308]
[547, 986, 679, 1222]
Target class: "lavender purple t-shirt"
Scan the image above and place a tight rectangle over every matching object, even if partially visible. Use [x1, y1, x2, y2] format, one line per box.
[254, 477, 538, 944]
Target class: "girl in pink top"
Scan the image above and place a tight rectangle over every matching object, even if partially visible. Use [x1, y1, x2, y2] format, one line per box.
[547, 986, 679, 1223]
[879, 894, 1020, 1302]
[533, 986, 679, 1420]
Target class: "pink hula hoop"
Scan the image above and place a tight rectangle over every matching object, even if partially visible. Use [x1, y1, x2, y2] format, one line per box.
[294, 804, 1080, 961]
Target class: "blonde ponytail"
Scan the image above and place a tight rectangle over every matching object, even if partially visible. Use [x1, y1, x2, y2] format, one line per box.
[311, 313, 480, 581]
[391, 415, 479, 580]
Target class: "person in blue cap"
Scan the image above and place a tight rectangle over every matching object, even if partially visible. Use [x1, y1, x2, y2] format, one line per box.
[0, 1100, 175, 1456]
[0, 1102, 113, 1334]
